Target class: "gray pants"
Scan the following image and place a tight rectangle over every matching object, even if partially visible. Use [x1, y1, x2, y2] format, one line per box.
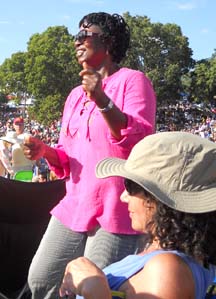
[28, 216, 142, 299]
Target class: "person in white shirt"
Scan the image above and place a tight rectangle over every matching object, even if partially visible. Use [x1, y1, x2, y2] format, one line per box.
[0, 118, 34, 175]
[0, 139, 14, 177]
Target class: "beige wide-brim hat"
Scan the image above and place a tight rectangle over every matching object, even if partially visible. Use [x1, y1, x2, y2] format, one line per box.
[96, 131, 216, 213]
[0, 131, 27, 144]
[0, 131, 23, 144]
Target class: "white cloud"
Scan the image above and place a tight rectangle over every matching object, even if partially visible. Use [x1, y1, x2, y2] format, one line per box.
[62, 15, 71, 20]
[66, 0, 104, 4]
[0, 20, 10, 24]
[0, 20, 25, 26]
[201, 28, 209, 34]
[176, 2, 196, 10]
[65, 0, 82, 3]
[0, 37, 7, 43]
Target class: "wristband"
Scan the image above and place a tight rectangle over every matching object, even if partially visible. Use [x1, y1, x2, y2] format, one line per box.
[97, 100, 114, 113]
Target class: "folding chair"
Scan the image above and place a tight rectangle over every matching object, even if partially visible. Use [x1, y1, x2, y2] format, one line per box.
[206, 283, 216, 298]
[0, 176, 66, 298]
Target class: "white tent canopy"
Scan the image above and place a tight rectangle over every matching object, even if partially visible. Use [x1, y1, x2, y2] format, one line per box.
[20, 98, 35, 105]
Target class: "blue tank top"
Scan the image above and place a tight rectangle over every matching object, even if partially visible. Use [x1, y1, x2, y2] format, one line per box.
[77, 250, 216, 299]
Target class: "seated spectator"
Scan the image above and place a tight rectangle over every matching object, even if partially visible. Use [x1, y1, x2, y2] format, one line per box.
[0, 159, 5, 176]
[5, 119, 13, 132]
[49, 170, 58, 181]
[60, 132, 216, 299]
[32, 157, 49, 178]
[12, 142, 35, 173]
[38, 170, 48, 183]
[0, 130, 34, 175]
[11, 117, 36, 173]
[0, 139, 14, 177]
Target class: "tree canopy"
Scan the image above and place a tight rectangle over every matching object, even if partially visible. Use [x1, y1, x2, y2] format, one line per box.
[0, 52, 27, 94]
[0, 26, 80, 123]
[123, 12, 194, 104]
[189, 51, 216, 103]
[0, 13, 215, 125]
[25, 26, 80, 122]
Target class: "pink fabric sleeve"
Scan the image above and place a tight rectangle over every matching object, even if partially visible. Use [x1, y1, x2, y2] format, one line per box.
[47, 146, 70, 179]
[107, 71, 156, 150]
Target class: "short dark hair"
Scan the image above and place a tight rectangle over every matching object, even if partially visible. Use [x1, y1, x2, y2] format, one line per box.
[79, 12, 130, 63]
[38, 169, 48, 177]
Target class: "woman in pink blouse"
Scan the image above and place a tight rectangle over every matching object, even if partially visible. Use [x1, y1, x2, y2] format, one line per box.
[24, 12, 156, 299]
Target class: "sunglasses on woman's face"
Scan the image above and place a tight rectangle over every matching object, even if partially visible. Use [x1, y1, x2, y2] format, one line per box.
[74, 30, 102, 43]
[124, 179, 144, 196]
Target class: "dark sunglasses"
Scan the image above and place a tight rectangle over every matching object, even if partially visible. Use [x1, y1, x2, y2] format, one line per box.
[74, 30, 102, 43]
[124, 179, 144, 195]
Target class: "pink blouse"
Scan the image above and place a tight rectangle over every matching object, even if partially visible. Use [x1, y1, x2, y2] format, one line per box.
[50, 68, 156, 234]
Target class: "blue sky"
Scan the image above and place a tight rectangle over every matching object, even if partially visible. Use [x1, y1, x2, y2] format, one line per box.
[0, 0, 215, 65]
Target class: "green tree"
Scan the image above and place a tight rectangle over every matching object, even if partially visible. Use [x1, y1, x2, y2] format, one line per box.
[0, 52, 27, 102]
[123, 12, 194, 104]
[0, 92, 7, 105]
[1, 14, 213, 123]
[189, 52, 216, 103]
[28, 94, 63, 123]
[24, 26, 80, 123]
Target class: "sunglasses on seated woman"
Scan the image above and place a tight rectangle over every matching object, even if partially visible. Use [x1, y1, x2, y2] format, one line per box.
[124, 179, 144, 196]
[74, 30, 102, 43]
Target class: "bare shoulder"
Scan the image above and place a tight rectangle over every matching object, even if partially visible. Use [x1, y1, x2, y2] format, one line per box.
[137, 252, 195, 298]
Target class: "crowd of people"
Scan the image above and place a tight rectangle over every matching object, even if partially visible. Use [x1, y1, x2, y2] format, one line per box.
[156, 100, 216, 141]
[0, 108, 60, 181]
[0, 109, 60, 147]
[1, 100, 216, 160]
[0, 11, 216, 299]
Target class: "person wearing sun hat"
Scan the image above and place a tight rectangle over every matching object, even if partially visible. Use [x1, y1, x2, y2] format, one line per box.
[11, 116, 35, 173]
[0, 138, 14, 177]
[0, 118, 34, 175]
[59, 131, 216, 299]
[0, 131, 23, 177]
[96, 131, 216, 213]
[0, 131, 22, 145]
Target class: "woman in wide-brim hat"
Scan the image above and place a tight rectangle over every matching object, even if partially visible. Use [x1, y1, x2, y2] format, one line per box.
[60, 132, 216, 299]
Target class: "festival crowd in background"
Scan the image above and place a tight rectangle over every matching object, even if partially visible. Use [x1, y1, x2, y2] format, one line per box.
[0, 107, 61, 181]
[1, 99, 216, 181]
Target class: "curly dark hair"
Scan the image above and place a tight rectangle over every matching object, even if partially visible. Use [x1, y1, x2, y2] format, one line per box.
[124, 179, 216, 266]
[78, 12, 130, 63]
